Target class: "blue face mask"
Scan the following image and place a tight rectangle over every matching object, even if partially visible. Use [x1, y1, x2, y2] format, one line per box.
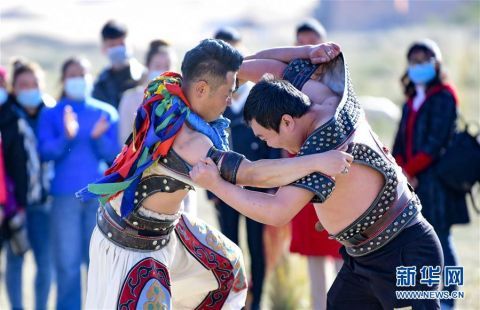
[107, 45, 130, 67]
[408, 62, 436, 84]
[17, 89, 42, 108]
[0, 88, 8, 105]
[64, 77, 92, 100]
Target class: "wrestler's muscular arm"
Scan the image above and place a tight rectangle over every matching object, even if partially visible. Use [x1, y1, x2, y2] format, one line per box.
[174, 125, 352, 188]
[238, 43, 341, 82]
[244, 45, 313, 63]
[244, 43, 341, 64]
[190, 157, 315, 226]
[238, 59, 287, 82]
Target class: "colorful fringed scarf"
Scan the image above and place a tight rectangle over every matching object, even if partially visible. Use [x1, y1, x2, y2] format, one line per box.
[76, 72, 229, 217]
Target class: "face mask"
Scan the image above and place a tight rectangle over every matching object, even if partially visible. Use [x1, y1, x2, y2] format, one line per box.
[16, 89, 42, 108]
[408, 62, 436, 84]
[147, 70, 165, 81]
[0, 88, 8, 105]
[64, 77, 92, 100]
[107, 45, 130, 67]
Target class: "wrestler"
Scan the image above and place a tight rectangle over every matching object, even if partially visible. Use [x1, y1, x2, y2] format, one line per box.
[77, 39, 352, 309]
[191, 43, 443, 309]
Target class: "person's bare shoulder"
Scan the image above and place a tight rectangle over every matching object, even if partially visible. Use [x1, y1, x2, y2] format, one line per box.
[173, 125, 213, 166]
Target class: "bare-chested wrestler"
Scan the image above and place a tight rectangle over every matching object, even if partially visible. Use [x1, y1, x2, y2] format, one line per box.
[191, 43, 443, 310]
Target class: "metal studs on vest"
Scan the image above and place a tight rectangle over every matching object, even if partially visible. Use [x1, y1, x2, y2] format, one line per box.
[331, 143, 412, 254]
[293, 61, 361, 165]
[133, 175, 194, 210]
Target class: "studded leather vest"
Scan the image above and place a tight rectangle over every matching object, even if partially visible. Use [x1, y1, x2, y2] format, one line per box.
[97, 149, 194, 251]
[283, 55, 421, 256]
[112, 149, 194, 229]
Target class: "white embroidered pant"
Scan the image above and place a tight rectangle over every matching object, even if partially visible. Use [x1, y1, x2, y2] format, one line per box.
[85, 214, 247, 310]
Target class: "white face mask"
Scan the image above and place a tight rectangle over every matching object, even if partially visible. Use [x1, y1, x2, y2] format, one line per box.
[17, 89, 42, 108]
[64, 76, 92, 100]
[107, 45, 131, 67]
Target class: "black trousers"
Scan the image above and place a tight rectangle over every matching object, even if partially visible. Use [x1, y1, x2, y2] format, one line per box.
[216, 200, 265, 310]
[327, 218, 443, 310]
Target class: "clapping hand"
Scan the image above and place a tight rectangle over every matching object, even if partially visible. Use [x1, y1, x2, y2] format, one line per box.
[64, 105, 79, 139]
[91, 114, 110, 139]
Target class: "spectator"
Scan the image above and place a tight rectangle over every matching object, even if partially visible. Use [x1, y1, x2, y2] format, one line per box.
[0, 132, 30, 268]
[92, 20, 146, 109]
[0, 134, 31, 289]
[213, 26, 242, 46]
[295, 18, 327, 46]
[5, 59, 53, 310]
[392, 39, 462, 310]
[37, 57, 120, 310]
[0, 64, 30, 266]
[118, 39, 176, 144]
[0, 66, 27, 217]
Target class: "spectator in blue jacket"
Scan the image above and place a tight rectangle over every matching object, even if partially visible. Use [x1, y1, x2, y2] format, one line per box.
[38, 56, 120, 310]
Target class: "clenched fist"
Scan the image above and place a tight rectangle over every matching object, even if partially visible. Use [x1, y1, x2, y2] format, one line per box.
[189, 157, 222, 189]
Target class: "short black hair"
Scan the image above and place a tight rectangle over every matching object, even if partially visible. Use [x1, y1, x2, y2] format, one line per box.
[101, 20, 127, 40]
[214, 27, 241, 44]
[296, 18, 327, 40]
[181, 39, 243, 88]
[244, 75, 311, 132]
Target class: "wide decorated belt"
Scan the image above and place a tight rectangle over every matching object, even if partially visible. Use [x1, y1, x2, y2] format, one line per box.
[332, 186, 421, 257]
[97, 203, 175, 251]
